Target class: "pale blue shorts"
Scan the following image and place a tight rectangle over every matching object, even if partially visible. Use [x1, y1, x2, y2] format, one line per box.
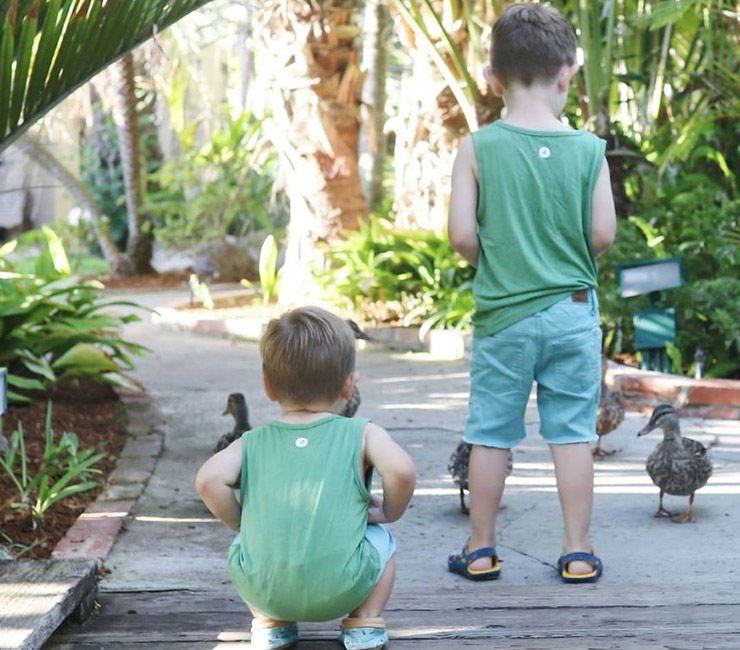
[465, 290, 602, 448]
[366, 524, 396, 581]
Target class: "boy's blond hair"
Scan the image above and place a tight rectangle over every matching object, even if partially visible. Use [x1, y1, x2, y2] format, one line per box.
[260, 306, 356, 405]
[491, 3, 576, 87]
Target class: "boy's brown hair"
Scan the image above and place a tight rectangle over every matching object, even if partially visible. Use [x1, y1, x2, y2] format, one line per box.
[261, 306, 356, 406]
[491, 3, 576, 87]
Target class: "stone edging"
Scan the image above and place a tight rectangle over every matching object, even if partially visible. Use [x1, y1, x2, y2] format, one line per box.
[52, 392, 165, 563]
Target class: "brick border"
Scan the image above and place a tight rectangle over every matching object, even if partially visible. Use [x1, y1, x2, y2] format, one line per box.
[52, 392, 165, 563]
[608, 365, 740, 420]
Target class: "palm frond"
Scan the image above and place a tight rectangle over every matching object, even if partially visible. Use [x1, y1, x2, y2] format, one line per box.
[0, 0, 215, 153]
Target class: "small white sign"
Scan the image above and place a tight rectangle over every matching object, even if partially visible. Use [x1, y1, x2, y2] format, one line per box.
[620, 261, 683, 298]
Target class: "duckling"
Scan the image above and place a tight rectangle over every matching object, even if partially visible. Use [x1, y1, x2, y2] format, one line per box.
[448, 441, 513, 514]
[594, 356, 625, 457]
[214, 393, 252, 453]
[339, 320, 372, 419]
[637, 403, 713, 523]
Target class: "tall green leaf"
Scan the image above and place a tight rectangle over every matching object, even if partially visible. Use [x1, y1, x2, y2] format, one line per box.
[0, 0, 217, 151]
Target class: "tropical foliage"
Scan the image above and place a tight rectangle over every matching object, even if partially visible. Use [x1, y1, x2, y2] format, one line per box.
[316, 216, 475, 335]
[148, 113, 280, 247]
[0, 227, 146, 403]
[0, 0, 216, 152]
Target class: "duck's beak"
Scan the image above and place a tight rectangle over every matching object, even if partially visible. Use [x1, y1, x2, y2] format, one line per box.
[222, 406, 230, 416]
[637, 424, 654, 437]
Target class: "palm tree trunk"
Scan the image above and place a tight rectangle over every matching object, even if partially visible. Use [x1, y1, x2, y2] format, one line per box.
[251, 0, 367, 303]
[113, 53, 153, 275]
[360, 0, 390, 210]
[15, 134, 126, 272]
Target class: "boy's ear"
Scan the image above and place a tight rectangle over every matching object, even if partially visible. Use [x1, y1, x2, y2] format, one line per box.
[484, 65, 505, 98]
[557, 63, 580, 92]
[262, 374, 279, 402]
[341, 371, 360, 401]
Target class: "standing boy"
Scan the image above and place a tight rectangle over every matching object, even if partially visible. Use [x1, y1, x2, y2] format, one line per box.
[197, 307, 416, 649]
[447, 3, 616, 583]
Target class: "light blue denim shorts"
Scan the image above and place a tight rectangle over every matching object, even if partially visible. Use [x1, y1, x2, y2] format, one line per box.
[366, 524, 396, 582]
[464, 290, 602, 448]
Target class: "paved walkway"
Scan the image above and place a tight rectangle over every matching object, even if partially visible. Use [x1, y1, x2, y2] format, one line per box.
[47, 290, 740, 649]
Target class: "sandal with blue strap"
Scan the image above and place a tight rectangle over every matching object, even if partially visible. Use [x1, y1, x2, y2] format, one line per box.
[557, 551, 603, 584]
[448, 542, 501, 581]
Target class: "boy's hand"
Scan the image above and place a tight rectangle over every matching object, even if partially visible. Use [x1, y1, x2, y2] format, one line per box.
[364, 423, 416, 523]
[368, 494, 387, 524]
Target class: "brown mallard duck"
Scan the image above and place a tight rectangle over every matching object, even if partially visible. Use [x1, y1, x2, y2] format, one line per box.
[448, 441, 513, 514]
[637, 403, 713, 523]
[594, 356, 625, 457]
[340, 320, 371, 418]
[214, 392, 252, 453]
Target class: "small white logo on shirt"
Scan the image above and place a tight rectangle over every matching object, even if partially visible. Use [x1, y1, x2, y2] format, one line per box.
[538, 146, 551, 159]
[295, 437, 308, 448]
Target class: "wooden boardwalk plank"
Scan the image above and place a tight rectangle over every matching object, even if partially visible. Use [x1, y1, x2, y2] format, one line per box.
[46, 587, 740, 649]
[0, 560, 97, 650]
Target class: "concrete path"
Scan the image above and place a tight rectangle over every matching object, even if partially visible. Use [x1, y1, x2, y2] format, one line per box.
[47, 289, 740, 648]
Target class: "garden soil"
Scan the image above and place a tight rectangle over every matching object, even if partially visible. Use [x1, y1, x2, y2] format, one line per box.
[0, 380, 127, 559]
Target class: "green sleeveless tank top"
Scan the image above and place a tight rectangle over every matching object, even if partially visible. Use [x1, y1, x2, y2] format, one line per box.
[471, 121, 606, 337]
[228, 415, 380, 621]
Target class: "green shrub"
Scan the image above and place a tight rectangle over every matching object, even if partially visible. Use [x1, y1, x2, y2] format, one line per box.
[598, 172, 740, 376]
[0, 228, 146, 403]
[148, 113, 285, 248]
[315, 216, 474, 334]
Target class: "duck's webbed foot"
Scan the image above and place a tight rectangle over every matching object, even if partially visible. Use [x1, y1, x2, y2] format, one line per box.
[654, 490, 674, 518]
[671, 494, 696, 523]
[460, 488, 469, 515]
[592, 438, 616, 458]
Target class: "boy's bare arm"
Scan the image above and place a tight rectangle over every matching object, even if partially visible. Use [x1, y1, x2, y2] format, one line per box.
[364, 423, 416, 523]
[590, 158, 617, 256]
[195, 439, 243, 531]
[448, 135, 480, 268]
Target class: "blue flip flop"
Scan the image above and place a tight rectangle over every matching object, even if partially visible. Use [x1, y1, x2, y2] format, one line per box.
[557, 551, 603, 584]
[448, 543, 501, 581]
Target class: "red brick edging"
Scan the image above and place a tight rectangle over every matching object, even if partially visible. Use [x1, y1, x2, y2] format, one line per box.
[52, 392, 165, 563]
[609, 367, 740, 420]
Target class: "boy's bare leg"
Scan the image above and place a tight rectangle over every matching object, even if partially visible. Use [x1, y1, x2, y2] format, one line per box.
[467, 445, 510, 571]
[350, 556, 396, 618]
[550, 442, 595, 575]
[248, 607, 293, 627]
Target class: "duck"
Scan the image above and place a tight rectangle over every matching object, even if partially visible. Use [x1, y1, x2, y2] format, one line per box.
[594, 356, 625, 457]
[340, 320, 372, 419]
[214, 393, 252, 453]
[448, 442, 513, 514]
[214, 321, 370, 451]
[637, 403, 713, 523]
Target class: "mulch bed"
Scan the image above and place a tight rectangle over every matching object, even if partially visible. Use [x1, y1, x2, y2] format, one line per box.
[90, 271, 192, 291]
[0, 380, 128, 559]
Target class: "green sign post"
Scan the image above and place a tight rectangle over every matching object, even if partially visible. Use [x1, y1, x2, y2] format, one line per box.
[617, 258, 686, 373]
